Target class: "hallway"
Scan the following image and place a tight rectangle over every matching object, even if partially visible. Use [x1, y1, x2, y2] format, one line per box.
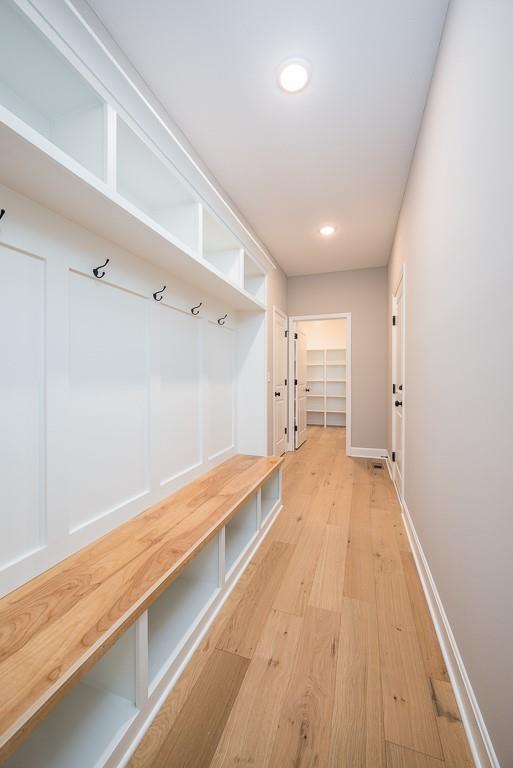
[129, 428, 473, 767]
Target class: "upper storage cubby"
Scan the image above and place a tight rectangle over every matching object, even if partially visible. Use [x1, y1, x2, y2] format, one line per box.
[202, 209, 243, 285]
[0, 0, 105, 179]
[116, 116, 200, 254]
[244, 252, 266, 303]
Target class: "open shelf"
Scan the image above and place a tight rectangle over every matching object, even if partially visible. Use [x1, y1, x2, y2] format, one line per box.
[325, 365, 345, 380]
[326, 349, 346, 364]
[148, 535, 220, 688]
[116, 117, 200, 253]
[306, 349, 324, 365]
[307, 381, 324, 396]
[307, 411, 324, 426]
[326, 411, 346, 427]
[0, 0, 106, 179]
[7, 626, 138, 768]
[202, 208, 243, 285]
[261, 472, 280, 524]
[225, 496, 258, 576]
[243, 252, 266, 303]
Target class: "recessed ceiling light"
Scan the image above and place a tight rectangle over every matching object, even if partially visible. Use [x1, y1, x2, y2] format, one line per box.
[278, 59, 310, 93]
[320, 225, 336, 237]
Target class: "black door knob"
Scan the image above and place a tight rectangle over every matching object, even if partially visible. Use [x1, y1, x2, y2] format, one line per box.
[306, 388, 310, 392]
[395, 400, 403, 407]
[398, 384, 403, 391]
[274, 391, 280, 397]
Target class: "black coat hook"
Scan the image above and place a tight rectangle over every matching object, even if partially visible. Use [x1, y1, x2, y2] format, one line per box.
[191, 302, 202, 316]
[0, 209, 5, 221]
[93, 258, 109, 279]
[217, 314, 228, 325]
[153, 285, 166, 302]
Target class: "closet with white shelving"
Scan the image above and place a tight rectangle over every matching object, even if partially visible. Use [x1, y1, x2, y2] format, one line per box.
[306, 348, 347, 427]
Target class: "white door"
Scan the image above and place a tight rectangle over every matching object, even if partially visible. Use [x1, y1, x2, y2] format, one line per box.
[273, 309, 288, 455]
[392, 274, 404, 492]
[295, 330, 308, 448]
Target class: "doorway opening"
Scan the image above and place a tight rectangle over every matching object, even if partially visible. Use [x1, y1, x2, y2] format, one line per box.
[288, 313, 351, 455]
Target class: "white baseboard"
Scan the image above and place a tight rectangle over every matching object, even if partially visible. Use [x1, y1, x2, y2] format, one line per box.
[349, 446, 388, 459]
[385, 462, 499, 768]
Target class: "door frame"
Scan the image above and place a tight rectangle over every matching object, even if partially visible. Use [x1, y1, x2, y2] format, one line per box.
[391, 265, 406, 502]
[287, 312, 352, 455]
[272, 306, 289, 456]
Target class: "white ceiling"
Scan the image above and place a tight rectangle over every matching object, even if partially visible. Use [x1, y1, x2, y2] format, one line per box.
[87, 0, 448, 276]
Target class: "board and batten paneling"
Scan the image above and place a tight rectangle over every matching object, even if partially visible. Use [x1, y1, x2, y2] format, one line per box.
[0, 243, 45, 568]
[0, 183, 264, 598]
[159, 304, 202, 485]
[67, 270, 150, 532]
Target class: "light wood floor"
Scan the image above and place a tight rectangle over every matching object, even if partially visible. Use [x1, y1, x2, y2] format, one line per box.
[130, 427, 474, 768]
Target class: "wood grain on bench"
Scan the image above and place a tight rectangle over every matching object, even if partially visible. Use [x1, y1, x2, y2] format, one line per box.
[0, 454, 283, 763]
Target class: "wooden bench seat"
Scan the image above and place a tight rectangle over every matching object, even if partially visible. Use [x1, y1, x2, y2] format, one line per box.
[0, 453, 283, 764]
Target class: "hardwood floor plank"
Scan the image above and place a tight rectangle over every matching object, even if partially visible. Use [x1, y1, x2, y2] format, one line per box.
[430, 678, 474, 767]
[329, 597, 385, 767]
[210, 609, 303, 767]
[344, 482, 375, 604]
[373, 508, 443, 759]
[216, 541, 291, 658]
[150, 649, 248, 768]
[270, 493, 310, 544]
[269, 605, 340, 767]
[273, 523, 325, 616]
[386, 741, 444, 767]
[400, 552, 449, 683]
[309, 523, 348, 613]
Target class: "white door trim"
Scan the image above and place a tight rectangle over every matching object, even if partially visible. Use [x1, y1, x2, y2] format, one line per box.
[391, 265, 406, 502]
[287, 313, 351, 455]
[272, 306, 288, 456]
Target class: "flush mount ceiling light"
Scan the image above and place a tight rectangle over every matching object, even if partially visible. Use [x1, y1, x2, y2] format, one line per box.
[278, 58, 310, 93]
[319, 224, 336, 237]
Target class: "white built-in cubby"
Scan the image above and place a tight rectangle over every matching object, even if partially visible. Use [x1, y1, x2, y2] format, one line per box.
[116, 116, 200, 254]
[148, 535, 221, 689]
[225, 496, 258, 577]
[4, 472, 282, 768]
[202, 207, 243, 285]
[0, 0, 106, 180]
[244, 251, 267, 302]
[307, 348, 347, 428]
[6, 626, 139, 768]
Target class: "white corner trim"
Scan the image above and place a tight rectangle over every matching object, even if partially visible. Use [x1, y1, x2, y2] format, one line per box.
[349, 447, 388, 459]
[384, 463, 500, 768]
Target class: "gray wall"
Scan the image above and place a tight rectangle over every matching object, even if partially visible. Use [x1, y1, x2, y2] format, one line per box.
[266, 263, 288, 454]
[388, 0, 513, 764]
[288, 267, 387, 450]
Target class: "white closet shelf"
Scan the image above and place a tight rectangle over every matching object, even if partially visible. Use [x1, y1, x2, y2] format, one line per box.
[0, 114, 265, 312]
[327, 409, 346, 413]
[307, 408, 324, 413]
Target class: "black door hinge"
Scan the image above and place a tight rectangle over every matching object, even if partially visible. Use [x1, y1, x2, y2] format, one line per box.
[392, 315, 397, 326]
[294, 425, 298, 432]
[284, 378, 287, 386]
[284, 426, 288, 435]
[392, 451, 396, 462]
[294, 378, 298, 386]
[294, 332, 298, 339]
[393, 383, 396, 394]
[285, 329, 288, 338]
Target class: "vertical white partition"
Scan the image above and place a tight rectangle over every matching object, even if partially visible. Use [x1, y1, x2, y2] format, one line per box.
[0, 243, 45, 567]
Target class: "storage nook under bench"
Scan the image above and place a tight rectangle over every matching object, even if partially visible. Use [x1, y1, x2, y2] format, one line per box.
[0, 454, 283, 768]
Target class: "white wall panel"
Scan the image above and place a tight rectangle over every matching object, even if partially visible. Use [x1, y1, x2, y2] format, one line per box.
[206, 321, 234, 460]
[159, 305, 201, 484]
[67, 270, 149, 531]
[0, 244, 45, 567]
